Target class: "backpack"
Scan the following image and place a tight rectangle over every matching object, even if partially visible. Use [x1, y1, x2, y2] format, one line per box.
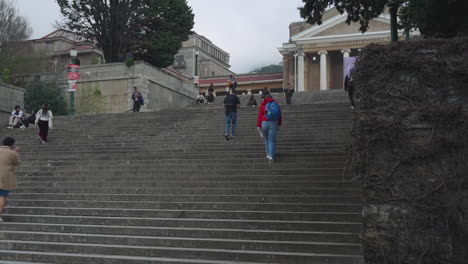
[265, 101, 281, 121]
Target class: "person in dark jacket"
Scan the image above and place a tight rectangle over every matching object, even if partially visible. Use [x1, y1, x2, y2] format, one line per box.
[247, 94, 257, 107]
[223, 92, 240, 140]
[284, 83, 294, 105]
[131, 87, 144, 112]
[256, 94, 282, 163]
[344, 74, 355, 109]
[24, 110, 36, 128]
[207, 84, 215, 103]
[261, 87, 270, 99]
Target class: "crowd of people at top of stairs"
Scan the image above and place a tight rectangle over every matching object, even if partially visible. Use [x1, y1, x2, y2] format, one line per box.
[6, 104, 53, 144]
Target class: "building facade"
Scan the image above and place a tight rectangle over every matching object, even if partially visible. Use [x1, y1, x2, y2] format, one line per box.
[199, 73, 283, 96]
[8, 29, 103, 75]
[172, 33, 234, 79]
[279, 8, 416, 92]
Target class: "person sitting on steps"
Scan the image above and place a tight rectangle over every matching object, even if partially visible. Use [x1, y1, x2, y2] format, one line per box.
[7, 106, 24, 129]
[196, 92, 206, 104]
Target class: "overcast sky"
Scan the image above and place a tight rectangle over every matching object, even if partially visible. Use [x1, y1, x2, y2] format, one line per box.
[15, 0, 305, 73]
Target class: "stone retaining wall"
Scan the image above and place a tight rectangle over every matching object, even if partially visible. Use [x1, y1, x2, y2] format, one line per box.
[14, 61, 198, 114]
[0, 82, 25, 124]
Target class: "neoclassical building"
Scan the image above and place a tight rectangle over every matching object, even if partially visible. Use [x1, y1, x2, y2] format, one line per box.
[279, 8, 415, 91]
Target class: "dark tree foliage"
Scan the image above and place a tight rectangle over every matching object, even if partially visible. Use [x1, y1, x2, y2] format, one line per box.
[250, 64, 283, 74]
[24, 82, 67, 115]
[299, 0, 405, 35]
[407, 0, 468, 38]
[57, 0, 194, 68]
[299, 0, 468, 39]
[137, 0, 195, 68]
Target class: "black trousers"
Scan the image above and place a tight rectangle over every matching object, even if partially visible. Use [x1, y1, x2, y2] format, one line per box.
[133, 101, 141, 112]
[286, 94, 292, 105]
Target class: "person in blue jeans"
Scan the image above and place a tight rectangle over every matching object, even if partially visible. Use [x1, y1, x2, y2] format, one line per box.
[223, 92, 240, 140]
[256, 94, 282, 163]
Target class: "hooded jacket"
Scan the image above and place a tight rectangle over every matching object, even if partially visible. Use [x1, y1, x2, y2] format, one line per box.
[0, 146, 20, 190]
[256, 97, 282, 128]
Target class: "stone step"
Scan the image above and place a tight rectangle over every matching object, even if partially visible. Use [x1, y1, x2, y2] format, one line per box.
[15, 175, 350, 183]
[17, 161, 346, 168]
[0, 249, 363, 264]
[15, 181, 357, 190]
[8, 200, 360, 211]
[0, 222, 360, 243]
[12, 187, 360, 196]
[0, 231, 361, 255]
[16, 161, 347, 171]
[14, 167, 351, 176]
[3, 214, 361, 232]
[17, 152, 348, 161]
[9, 193, 360, 204]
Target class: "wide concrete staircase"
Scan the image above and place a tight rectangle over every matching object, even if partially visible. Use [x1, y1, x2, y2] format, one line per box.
[0, 91, 362, 263]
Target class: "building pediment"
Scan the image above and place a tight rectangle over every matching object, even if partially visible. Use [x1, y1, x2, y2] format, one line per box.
[291, 13, 391, 42]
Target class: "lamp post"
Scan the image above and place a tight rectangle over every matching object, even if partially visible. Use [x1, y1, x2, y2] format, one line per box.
[194, 49, 200, 89]
[68, 48, 79, 115]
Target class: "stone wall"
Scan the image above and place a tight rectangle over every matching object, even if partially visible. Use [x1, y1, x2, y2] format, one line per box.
[0, 82, 24, 124]
[14, 61, 198, 114]
[349, 38, 468, 264]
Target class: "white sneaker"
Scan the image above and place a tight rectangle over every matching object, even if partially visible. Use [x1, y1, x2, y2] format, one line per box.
[20, 125, 25, 128]
[7, 126, 12, 129]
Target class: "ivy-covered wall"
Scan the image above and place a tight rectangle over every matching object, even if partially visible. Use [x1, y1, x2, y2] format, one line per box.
[349, 39, 468, 264]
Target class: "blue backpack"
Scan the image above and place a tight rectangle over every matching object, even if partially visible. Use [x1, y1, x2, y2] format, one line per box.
[265, 101, 281, 121]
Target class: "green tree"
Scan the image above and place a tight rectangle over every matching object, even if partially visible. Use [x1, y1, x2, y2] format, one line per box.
[406, 0, 468, 38]
[76, 85, 105, 115]
[24, 82, 67, 115]
[299, 0, 468, 40]
[299, 0, 406, 42]
[250, 63, 283, 74]
[0, 0, 32, 71]
[57, 0, 194, 68]
[1, 67, 10, 83]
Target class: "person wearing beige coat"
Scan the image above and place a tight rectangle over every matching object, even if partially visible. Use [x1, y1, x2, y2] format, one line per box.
[0, 137, 21, 222]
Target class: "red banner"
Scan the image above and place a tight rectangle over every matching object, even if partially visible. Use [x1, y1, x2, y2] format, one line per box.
[68, 64, 80, 80]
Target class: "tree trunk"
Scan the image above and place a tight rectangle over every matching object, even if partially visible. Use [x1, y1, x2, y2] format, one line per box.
[390, 6, 399, 42]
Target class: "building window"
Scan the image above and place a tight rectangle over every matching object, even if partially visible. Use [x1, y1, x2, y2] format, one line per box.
[212, 71, 215, 76]
[174, 55, 185, 67]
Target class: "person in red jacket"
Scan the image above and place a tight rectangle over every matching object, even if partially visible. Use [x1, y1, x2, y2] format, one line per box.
[256, 93, 282, 163]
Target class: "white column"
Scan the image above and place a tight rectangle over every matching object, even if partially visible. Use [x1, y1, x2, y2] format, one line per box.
[341, 48, 351, 58]
[318, 51, 328, 91]
[293, 53, 298, 91]
[297, 52, 305, 92]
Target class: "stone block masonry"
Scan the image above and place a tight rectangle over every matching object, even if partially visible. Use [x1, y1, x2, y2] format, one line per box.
[14, 61, 198, 114]
[0, 82, 25, 123]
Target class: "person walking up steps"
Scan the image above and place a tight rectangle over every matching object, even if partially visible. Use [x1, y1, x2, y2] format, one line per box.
[257, 94, 282, 163]
[0, 137, 21, 222]
[35, 104, 53, 144]
[284, 83, 294, 105]
[223, 92, 240, 140]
